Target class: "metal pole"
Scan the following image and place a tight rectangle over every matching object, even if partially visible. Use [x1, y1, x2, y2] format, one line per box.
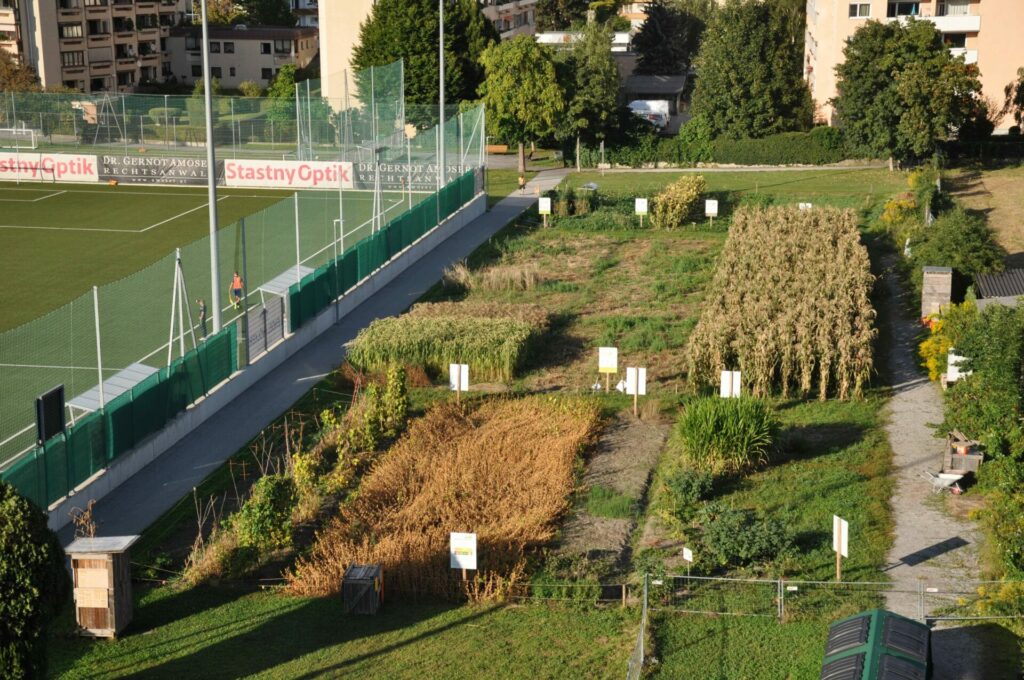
[164, 94, 169, 149]
[407, 132, 413, 210]
[93, 286, 105, 409]
[438, 0, 445, 190]
[240, 217, 250, 366]
[200, 0, 223, 332]
[121, 96, 128, 154]
[294, 82, 301, 160]
[230, 98, 235, 159]
[338, 169, 345, 253]
[294, 193, 301, 283]
[177, 261, 186, 358]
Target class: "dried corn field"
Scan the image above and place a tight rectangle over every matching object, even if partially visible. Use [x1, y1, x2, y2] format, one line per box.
[287, 396, 601, 599]
[406, 301, 551, 333]
[686, 206, 876, 400]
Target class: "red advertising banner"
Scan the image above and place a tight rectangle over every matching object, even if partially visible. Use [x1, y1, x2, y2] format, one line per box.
[224, 159, 354, 190]
[0, 152, 99, 183]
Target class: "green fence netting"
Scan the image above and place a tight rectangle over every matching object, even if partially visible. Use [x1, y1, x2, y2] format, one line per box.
[2, 324, 237, 508]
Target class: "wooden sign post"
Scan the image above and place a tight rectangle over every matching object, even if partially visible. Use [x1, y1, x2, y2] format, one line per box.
[833, 515, 849, 582]
[635, 198, 648, 228]
[626, 367, 647, 417]
[538, 196, 552, 228]
[598, 347, 618, 392]
[449, 363, 469, 404]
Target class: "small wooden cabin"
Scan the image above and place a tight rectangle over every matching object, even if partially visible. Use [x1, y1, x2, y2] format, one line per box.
[66, 536, 139, 638]
[342, 563, 383, 615]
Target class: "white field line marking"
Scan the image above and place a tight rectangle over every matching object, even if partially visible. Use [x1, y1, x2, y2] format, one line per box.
[0, 362, 111, 370]
[33, 190, 66, 202]
[0, 190, 67, 203]
[137, 195, 231, 233]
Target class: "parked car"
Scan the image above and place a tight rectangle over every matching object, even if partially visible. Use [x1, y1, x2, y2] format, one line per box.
[628, 100, 670, 130]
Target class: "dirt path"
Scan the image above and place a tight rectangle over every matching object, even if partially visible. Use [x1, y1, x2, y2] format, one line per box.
[558, 413, 668, 571]
[879, 255, 984, 679]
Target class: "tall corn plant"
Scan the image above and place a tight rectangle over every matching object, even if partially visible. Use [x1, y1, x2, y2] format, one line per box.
[670, 397, 778, 474]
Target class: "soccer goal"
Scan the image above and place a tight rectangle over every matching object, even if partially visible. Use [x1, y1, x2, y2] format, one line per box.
[0, 127, 39, 150]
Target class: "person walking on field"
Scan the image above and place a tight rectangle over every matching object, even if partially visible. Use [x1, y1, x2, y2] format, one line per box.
[231, 272, 244, 310]
[196, 298, 207, 339]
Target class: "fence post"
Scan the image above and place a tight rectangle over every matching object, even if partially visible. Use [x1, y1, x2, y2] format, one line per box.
[622, 583, 627, 608]
[93, 286, 105, 408]
[918, 580, 925, 622]
[778, 579, 784, 621]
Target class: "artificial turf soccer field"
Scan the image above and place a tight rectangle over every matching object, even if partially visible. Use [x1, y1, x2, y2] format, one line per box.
[0, 181, 415, 332]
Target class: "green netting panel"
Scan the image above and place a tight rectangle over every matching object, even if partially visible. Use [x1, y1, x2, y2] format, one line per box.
[339, 249, 359, 292]
[67, 412, 105, 489]
[104, 390, 135, 462]
[43, 435, 69, 506]
[161, 361, 191, 420]
[460, 170, 475, 205]
[385, 219, 403, 259]
[289, 283, 304, 333]
[203, 324, 237, 388]
[2, 449, 46, 509]
[130, 372, 168, 446]
[300, 268, 325, 325]
[183, 348, 207, 403]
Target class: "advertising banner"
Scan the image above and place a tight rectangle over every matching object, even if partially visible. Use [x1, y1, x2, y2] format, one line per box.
[224, 159, 354, 190]
[0, 152, 99, 183]
[100, 155, 223, 186]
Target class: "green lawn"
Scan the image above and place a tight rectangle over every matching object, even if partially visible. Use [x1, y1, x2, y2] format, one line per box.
[48, 587, 636, 679]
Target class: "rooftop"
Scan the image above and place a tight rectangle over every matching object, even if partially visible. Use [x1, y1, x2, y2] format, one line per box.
[975, 269, 1024, 299]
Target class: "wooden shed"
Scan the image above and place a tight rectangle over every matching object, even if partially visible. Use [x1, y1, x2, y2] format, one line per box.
[66, 535, 139, 638]
[945, 430, 983, 474]
[342, 563, 383, 615]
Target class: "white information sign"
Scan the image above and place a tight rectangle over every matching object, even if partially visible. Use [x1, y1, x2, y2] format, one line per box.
[598, 347, 618, 374]
[449, 363, 469, 392]
[538, 196, 552, 215]
[705, 199, 719, 217]
[798, 202, 813, 211]
[832, 515, 849, 558]
[719, 370, 741, 398]
[682, 547, 693, 563]
[450, 532, 478, 570]
[635, 198, 649, 215]
[626, 367, 647, 396]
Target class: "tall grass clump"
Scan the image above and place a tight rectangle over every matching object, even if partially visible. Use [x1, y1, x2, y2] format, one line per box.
[407, 301, 550, 333]
[287, 396, 602, 600]
[686, 206, 876, 400]
[670, 397, 779, 474]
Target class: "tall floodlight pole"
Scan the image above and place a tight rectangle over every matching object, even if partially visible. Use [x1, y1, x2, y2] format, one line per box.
[201, 0, 222, 332]
[438, 0, 445, 191]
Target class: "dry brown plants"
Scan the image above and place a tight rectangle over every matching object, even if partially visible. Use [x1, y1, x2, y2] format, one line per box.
[686, 206, 876, 400]
[287, 396, 601, 600]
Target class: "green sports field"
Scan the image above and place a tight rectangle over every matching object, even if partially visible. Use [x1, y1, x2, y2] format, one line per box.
[0, 180, 421, 464]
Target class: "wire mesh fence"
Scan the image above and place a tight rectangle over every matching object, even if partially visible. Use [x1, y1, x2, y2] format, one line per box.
[625, 575, 648, 680]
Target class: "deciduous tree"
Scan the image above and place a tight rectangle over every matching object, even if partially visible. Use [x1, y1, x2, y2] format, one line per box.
[561, 22, 621, 169]
[239, 0, 293, 26]
[535, 0, 590, 31]
[0, 51, 40, 93]
[633, 0, 703, 75]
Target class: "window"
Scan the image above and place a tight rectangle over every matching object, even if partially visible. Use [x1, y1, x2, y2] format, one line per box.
[273, 39, 290, 54]
[209, 41, 220, 53]
[848, 3, 870, 17]
[223, 41, 234, 54]
[229, 67, 236, 77]
[59, 23, 83, 39]
[260, 42, 271, 54]
[211, 67, 222, 78]
[191, 65, 201, 77]
[938, 0, 969, 17]
[887, 2, 920, 17]
[944, 33, 967, 48]
[261, 67, 273, 80]
[61, 51, 85, 67]
[185, 35, 199, 51]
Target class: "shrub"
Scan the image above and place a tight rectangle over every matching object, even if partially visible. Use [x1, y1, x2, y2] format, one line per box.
[0, 482, 70, 679]
[147, 106, 177, 126]
[670, 397, 778, 474]
[918, 301, 977, 381]
[238, 80, 264, 98]
[663, 468, 714, 510]
[676, 116, 714, 164]
[711, 128, 849, 165]
[650, 174, 706, 229]
[379, 365, 409, 440]
[232, 475, 298, 551]
[908, 207, 1004, 293]
[697, 503, 792, 568]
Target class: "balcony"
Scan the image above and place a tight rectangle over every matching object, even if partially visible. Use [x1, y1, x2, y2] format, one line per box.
[928, 14, 981, 33]
[90, 61, 114, 75]
[949, 47, 978, 64]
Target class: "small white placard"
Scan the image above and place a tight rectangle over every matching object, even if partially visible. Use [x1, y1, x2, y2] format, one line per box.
[626, 367, 647, 396]
[946, 350, 970, 383]
[449, 363, 469, 391]
[682, 547, 693, 563]
[635, 198, 649, 215]
[832, 515, 849, 558]
[538, 197, 552, 215]
[798, 202, 813, 211]
[450, 532, 477, 570]
[598, 347, 618, 374]
[615, 379, 627, 393]
[719, 370, 741, 398]
[705, 199, 719, 217]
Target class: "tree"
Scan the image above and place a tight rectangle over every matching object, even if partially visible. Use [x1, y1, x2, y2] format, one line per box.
[239, 0, 293, 25]
[0, 482, 70, 679]
[536, 0, 590, 31]
[479, 36, 566, 174]
[191, 76, 223, 97]
[561, 22, 621, 169]
[0, 52, 40, 93]
[633, 0, 703, 75]
[351, 0, 498, 128]
[195, 0, 244, 24]
[690, 0, 812, 139]
[1003, 67, 1024, 128]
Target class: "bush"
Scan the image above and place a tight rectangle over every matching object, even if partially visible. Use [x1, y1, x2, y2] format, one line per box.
[661, 468, 714, 521]
[918, 301, 976, 381]
[697, 503, 792, 568]
[670, 397, 778, 474]
[711, 127, 850, 165]
[238, 80, 264, 98]
[908, 207, 1004, 292]
[232, 475, 298, 551]
[676, 116, 714, 164]
[0, 482, 70, 679]
[147, 106, 177, 126]
[651, 174, 706, 229]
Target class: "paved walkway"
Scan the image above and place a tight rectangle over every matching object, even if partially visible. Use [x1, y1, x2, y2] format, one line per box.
[879, 255, 983, 679]
[58, 169, 568, 546]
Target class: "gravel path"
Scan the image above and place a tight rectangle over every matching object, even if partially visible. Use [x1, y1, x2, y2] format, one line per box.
[879, 256, 984, 679]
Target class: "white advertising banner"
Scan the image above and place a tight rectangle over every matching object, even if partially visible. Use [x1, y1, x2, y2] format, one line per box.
[224, 159, 354, 190]
[0, 152, 99, 183]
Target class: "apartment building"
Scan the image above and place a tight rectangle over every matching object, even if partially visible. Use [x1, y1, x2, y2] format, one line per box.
[167, 24, 318, 90]
[2, 0, 188, 93]
[479, 0, 536, 39]
[291, 0, 317, 28]
[806, 0, 1024, 129]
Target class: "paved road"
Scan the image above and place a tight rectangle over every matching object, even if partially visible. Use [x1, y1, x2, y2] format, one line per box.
[58, 169, 569, 546]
